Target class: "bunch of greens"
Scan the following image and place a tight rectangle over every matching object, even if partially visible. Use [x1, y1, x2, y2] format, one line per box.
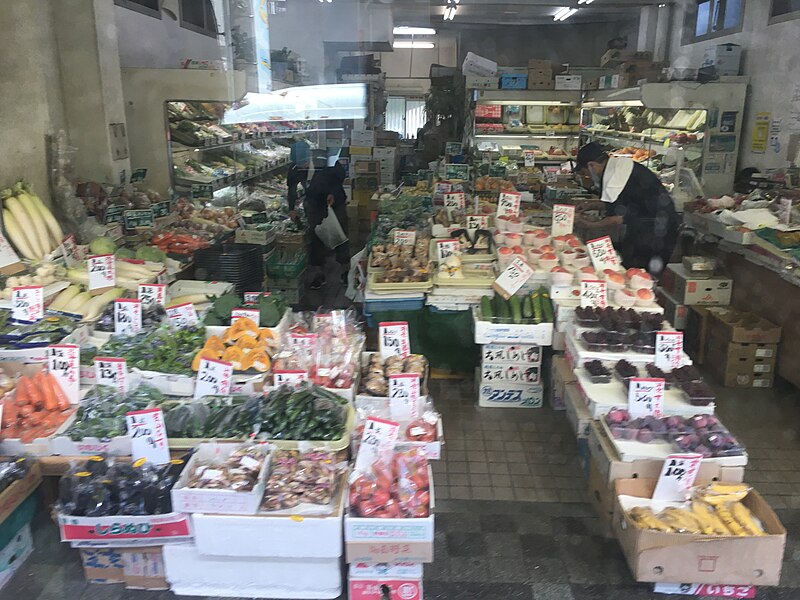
[64, 384, 164, 441]
[203, 291, 287, 327]
[99, 325, 206, 375]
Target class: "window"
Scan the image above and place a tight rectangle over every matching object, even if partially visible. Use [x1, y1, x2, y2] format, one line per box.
[386, 97, 426, 139]
[115, 0, 161, 19]
[179, 0, 219, 37]
[770, 0, 800, 23]
[686, 0, 744, 43]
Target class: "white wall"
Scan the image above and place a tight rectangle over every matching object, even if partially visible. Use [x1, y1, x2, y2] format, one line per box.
[379, 35, 458, 95]
[670, 0, 800, 172]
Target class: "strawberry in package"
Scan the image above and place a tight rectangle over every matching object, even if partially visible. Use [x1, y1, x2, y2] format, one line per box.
[349, 448, 430, 519]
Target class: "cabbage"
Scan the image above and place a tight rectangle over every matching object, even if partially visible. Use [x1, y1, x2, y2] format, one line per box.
[115, 247, 136, 259]
[136, 246, 167, 263]
[89, 236, 117, 255]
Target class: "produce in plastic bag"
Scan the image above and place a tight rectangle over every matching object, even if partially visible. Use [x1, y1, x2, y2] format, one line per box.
[187, 444, 267, 492]
[260, 449, 338, 511]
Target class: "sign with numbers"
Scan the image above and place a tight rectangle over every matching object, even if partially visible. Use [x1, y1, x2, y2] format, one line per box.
[388, 373, 421, 421]
[166, 302, 198, 329]
[151, 200, 171, 219]
[444, 192, 466, 209]
[465, 214, 489, 230]
[433, 182, 452, 197]
[436, 239, 460, 262]
[47, 344, 80, 404]
[12, 286, 43, 322]
[580, 280, 608, 308]
[393, 230, 416, 246]
[125, 408, 170, 465]
[496, 191, 521, 218]
[114, 298, 142, 336]
[355, 417, 400, 473]
[194, 358, 233, 399]
[273, 370, 308, 387]
[551, 204, 575, 236]
[379, 321, 411, 359]
[289, 333, 316, 351]
[655, 331, 684, 370]
[138, 283, 166, 308]
[653, 453, 703, 502]
[60, 234, 81, 268]
[523, 150, 536, 167]
[653, 584, 756, 598]
[104, 205, 125, 225]
[493, 256, 534, 300]
[230, 308, 260, 325]
[94, 357, 128, 394]
[88, 254, 116, 292]
[243, 291, 262, 304]
[627, 377, 665, 417]
[586, 236, 620, 271]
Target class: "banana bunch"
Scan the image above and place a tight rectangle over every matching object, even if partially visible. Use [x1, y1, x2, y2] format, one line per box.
[629, 507, 674, 532]
[695, 482, 750, 505]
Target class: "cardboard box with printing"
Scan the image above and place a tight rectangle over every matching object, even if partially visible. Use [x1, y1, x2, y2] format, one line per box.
[527, 59, 552, 70]
[660, 264, 732, 305]
[705, 307, 781, 344]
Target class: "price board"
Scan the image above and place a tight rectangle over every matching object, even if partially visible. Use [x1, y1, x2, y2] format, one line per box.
[496, 191, 521, 218]
[114, 298, 142, 336]
[586, 236, 621, 271]
[388, 373, 421, 421]
[354, 417, 400, 473]
[393, 230, 416, 246]
[125, 408, 170, 465]
[655, 331, 684, 370]
[94, 357, 128, 394]
[465, 214, 489, 230]
[47, 344, 80, 404]
[627, 377, 665, 417]
[652, 453, 703, 502]
[194, 358, 233, 399]
[378, 321, 411, 359]
[123, 209, 155, 229]
[88, 254, 116, 292]
[12, 286, 44, 322]
[493, 256, 534, 300]
[104, 205, 125, 225]
[230, 308, 260, 326]
[60, 234, 82, 268]
[138, 283, 166, 308]
[435, 239, 460, 262]
[273, 370, 308, 387]
[551, 203, 575, 236]
[580, 280, 608, 308]
[166, 302, 198, 329]
[444, 192, 466, 209]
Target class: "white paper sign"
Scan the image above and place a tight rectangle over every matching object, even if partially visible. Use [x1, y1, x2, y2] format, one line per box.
[653, 583, 756, 598]
[125, 408, 170, 465]
[496, 192, 521, 218]
[355, 416, 400, 473]
[434, 182, 452, 196]
[580, 280, 608, 308]
[166, 302, 199, 329]
[12, 286, 43, 322]
[60, 234, 81, 268]
[465, 214, 490, 230]
[231, 308, 260, 325]
[379, 321, 411, 359]
[444, 192, 466, 209]
[436, 239, 460, 262]
[47, 344, 80, 404]
[655, 331, 684, 370]
[273, 370, 308, 387]
[523, 150, 536, 167]
[586, 236, 621, 271]
[138, 284, 166, 308]
[88, 254, 116, 291]
[388, 373, 421, 421]
[493, 256, 534, 300]
[393, 230, 416, 246]
[94, 357, 128, 393]
[652, 453, 703, 502]
[627, 378, 665, 417]
[114, 299, 142, 336]
[0, 231, 22, 270]
[552, 204, 575, 236]
[194, 358, 233, 399]
[289, 333, 316, 350]
[244, 291, 262, 304]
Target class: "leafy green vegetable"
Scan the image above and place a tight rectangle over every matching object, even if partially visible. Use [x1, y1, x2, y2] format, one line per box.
[64, 384, 159, 441]
[99, 325, 206, 375]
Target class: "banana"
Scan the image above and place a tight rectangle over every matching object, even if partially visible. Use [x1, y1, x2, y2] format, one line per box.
[698, 483, 750, 505]
[716, 503, 747, 536]
[630, 507, 674, 533]
[660, 508, 703, 534]
[691, 501, 731, 535]
[730, 502, 766, 536]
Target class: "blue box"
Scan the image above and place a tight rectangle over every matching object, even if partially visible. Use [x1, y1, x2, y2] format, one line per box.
[500, 74, 528, 90]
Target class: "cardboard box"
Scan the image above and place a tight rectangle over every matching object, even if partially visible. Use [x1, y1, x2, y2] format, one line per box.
[481, 343, 542, 365]
[549, 355, 576, 410]
[462, 51, 498, 77]
[586, 458, 614, 538]
[527, 58, 552, 70]
[351, 129, 376, 147]
[354, 176, 380, 191]
[122, 546, 168, 590]
[705, 308, 781, 344]
[349, 562, 423, 600]
[564, 382, 592, 439]
[0, 464, 41, 524]
[350, 146, 373, 158]
[613, 478, 786, 585]
[600, 49, 653, 68]
[500, 74, 528, 89]
[555, 75, 582, 90]
[354, 160, 380, 175]
[372, 147, 397, 161]
[702, 43, 741, 76]
[0, 523, 32, 590]
[709, 337, 778, 363]
[465, 75, 498, 90]
[80, 548, 125, 584]
[660, 264, 733, 306]
[527, 75, 555, 90]
[477, 380, 544, 408]
[583, 77, 600, 91]
[498, 66, 528, 76]
[656, 286, 689, 330]
[235, 228, 276, 247]
[480, 361, 541, 384]
[473, 308, 554, 345]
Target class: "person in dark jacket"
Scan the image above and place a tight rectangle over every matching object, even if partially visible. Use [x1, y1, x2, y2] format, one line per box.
[574, 142, 678, 273]
[288, 146, 349, 289]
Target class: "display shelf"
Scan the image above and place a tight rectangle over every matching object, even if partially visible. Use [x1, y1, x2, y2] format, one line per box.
[583, 131, 704, 156]
[170, 130, 313, 152]
[565, 326, 692, 366]
[175, 159, 291, 194]
[475, 134, 578, 140]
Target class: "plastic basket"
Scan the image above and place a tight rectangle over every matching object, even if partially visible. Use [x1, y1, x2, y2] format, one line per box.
[266, 250, 307, 279]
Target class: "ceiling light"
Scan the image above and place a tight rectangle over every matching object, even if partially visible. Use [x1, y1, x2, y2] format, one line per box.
[393, 41, 435, 49]
[443, 5, 456, 20]
[554, 7, 578, 20]
[553, 7, 570, 19]
[393, 26, 436, 35]
[578, 0, 594, 4]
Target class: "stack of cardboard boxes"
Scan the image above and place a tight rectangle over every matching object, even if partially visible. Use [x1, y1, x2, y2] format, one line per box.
[477, 343, 544, 408]
[596, 50, 666, 90]
[657, 262, 733, 330]
[373, 146, 397, 185]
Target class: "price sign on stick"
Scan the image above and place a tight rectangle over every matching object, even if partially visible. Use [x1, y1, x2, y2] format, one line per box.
[586, 236, 620, 271]
[273, 370, 308, 387]
[194, 358, 233, 399]
[12, 286, 43, 322]
[114, 298, 142, 336]
[655, 331, 684, 370]
[88, 254, 116, 292]
[230, 308, 260, 326]
[496, 191, 521, 218]
[393, 230, 416, 246]
[379, 321, 411, 359]
[580, 280, 607, 308]
[444, 192, 466, 209]
[47, 344, 79, 404]
[552, 204, 576, 236]
[125, 408, 170, 465]
[628, 378, 665, 417]
[436, 239, 460, 262]
[653, 453, 703, 502]
[355, 417, 400, 473]
[138, 284, 166, 308]
[94, 357, 128, 394]
[60, 234, 81, 268]
[493, 256, 533, 300]
[166, 302, 198, 329]
[389, 373, 421, 421]
[465, 214, 489, 230]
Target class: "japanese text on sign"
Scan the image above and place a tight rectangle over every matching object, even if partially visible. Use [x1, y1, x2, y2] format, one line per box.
[379, 321, 411, 359]
[388, 374, 421, 421]
[523, 150, 536, 167]
[194, 358, 233, 399]
[580, 280, 608, 308]
[166, 302, 198, 329]
[355, 417, 400, 473]
[551, 204, 575, 236]
[60, 234, 81, 268]
[493, 256, 534, 300]
[465, 214, 489, 230]
[12, 286, 43, 322]
[289, 333, 316, 351]
[273, 370, 308, 387]
[653, 584, 756, 598]
[655, 331, 684, 370]
[496, 191, 521, 218]
[244, 291, 262, 304]
[125, 408, 170, 465]
[433, 182, 451, 197]
[230, 308, 260, 326]
[586, 236, 620, 271]
[47, 344, 79, 404]
[436, 239, 460, 262]
[88, 255, 116, 291]
[653, 453, 702, 502]
[628, 378, 665, 417]
[138, 284, 166, 308]
[94, 357, 128, 394]
[444, 192, 466, 209]
[114, 299, 142, 336]
[393, 230, 416, 246]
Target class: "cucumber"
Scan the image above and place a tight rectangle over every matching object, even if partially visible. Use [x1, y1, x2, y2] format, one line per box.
[522, 295, 534, 321]
[540, 288, 555, 323]
[531, 292, 543, 324]
[498, 297, 511, 323]
[509, 295, 522, 324]
[493, 295, 505, 323]
[481, 296, 494, 321]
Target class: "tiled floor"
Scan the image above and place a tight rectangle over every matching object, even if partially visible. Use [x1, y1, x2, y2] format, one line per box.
[7, 368, 800, 599]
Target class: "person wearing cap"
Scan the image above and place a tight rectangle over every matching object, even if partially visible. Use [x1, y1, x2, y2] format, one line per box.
[573, 141, 678, 274]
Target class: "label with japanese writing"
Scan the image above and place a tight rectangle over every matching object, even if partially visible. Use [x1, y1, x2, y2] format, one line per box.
[243, 292, 262, 304]
[88, 255, 116, 292]
[354, 417, 400, 473]
[114, 299, 142, 336]
[655, 331, 684, 370]
[481, 344, 541, 364]
[653, 584, 756, 598]
[436, 239, 460, 262]
[194, 358, 233, 399]
[94, 357, 128, 394]
[388, 373, 421, 421]
[444, 192, 466, 209]
[166, 302, 198, 329]
[652, 453, 703, 502]
[580, 280, 608, 308]
[393, 230, 416, 246]
[496, 191, 521, 218]
[104, 205, 125, 225]
[230, 308, 260, 326]
[552, 204, 575, 236]
[433, 182, 452, 196]
[150, 201, 171, 219]
[125, 408, 170, 465]
[60, 234, 82, 268]
[586, 236, 621, 271]
[523, 150, 536, 167]
[273, 370, 308, 387]
[493, 257, 533, 300]
[379, 322, 411, 359]
[289, 333, 316, 351]
[138, 284, 166, 308]
[12, 286, 43, 322]
[123, 209, 155, 229]
[627, 378, 665, 417]
[47, 344, 80, 404]
[465, 214, 490, 230]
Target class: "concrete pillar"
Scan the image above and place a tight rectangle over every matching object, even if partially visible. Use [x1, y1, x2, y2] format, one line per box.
[653, 4, 672, 63]
[637, 6, 658, 54]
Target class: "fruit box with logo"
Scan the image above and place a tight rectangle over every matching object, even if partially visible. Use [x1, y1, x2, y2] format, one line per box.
[473, 307, 554, 346]
[349, 562, 423, 600]
[476, 377, 544, 408]
[660, 264, 732, 306]
[480, 361, 541, 384]
[613, 478, 786, 586]
[480, 343, 542, 365]
[58, 512, 193, 547]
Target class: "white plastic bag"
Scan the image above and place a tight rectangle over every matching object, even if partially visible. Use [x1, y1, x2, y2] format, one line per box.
[314, 206, 348, 249]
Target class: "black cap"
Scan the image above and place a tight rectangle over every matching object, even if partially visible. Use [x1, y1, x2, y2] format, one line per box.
[574, 142, 607, 170]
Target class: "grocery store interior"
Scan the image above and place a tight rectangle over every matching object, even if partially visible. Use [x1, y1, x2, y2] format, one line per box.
[3, 0, 800, 599]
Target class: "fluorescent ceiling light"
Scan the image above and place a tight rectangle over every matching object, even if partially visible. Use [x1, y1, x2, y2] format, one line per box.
[554, 7, 578, 20]
[393, 26, 436, 35]
[578, 0, 594, 4]
[393, 41, 435, 49]
[443, 5, 456, 20]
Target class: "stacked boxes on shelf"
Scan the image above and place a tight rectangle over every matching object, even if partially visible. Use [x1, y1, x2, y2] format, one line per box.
[477, 343, 544, 408]
[597, 49, 666, 89]
[373, 146, 397, 186]
[658, 262, 733, 314]
[527, 58, 554, 90]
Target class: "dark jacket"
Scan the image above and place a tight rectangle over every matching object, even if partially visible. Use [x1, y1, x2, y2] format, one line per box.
[287, 162, 347, 218]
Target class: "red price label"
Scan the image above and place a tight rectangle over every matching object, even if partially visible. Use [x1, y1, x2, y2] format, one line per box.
[94, 357, 128, 394]
[114, 298, 142, 336]
[273, 370, 308, 387]
[47, 344, 80, 404]
[194, 358, 233, 399]
[493, 257, 534, 300]
[60, 234, 82, 268]
[655, 331, 684, 369]
[627, 377, 665, 417]
[653, 453, 702, 502]
[580, 280, 607, 308]
[388, 373, 421, 421]
[552, 204, 575, 236]
[379, 322, 411, 359]
[166, 302, 198, 329]
[230, 308, 260, 326]
[465, 214, 489, 230]
[12, 286, 44, 322]
[496, 192, 521, 218]
[436, 239, 460, 262]
[138, 284, 166, 308]
[586, 236, 620, 271]
[393, 230, 416, 246]
[126, 408, 170, 465]
[444, 192, 466, 209]
[88, 255, 116, 291]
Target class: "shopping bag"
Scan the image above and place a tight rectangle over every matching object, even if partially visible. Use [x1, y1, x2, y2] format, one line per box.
[314, 206, 348, 249]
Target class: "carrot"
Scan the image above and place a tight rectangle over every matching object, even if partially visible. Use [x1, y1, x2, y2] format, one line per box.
[27, 375, 45, 410]
[2, 399, 17, 428]
[19, 405, 32, 418]
[15, 377, 31, 407]
[39, 373, 58, 412]
[47, 373, 71, 411]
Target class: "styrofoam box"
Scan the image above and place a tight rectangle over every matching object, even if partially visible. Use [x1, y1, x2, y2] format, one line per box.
[0, 524, 32, 591]
[168, 280, 235, 300]
[480, 343, 542, 365]
[473, 308, 554, 346]
[58, 512, 193, 547]
[462, 51, 498, 77]
[555, 75, 582, 90]
[163, 543, 342, 599]
[477, 375, 544, 409]
[191, 479, 345, 559]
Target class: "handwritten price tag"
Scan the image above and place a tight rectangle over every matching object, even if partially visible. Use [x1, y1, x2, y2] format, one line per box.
[194, 358, 233, 399]
[655, 331, 684, 369]
[88, 254, 116, 292]
[444, 192, 466, 209]
[273, 370, 308, 387]
[114, 299, 142, 336]
[628, 377, 665, 417]
[166, 302, 198, 329]
[580, 280, 608, 308]
[231, 308, 260, 326]
[94, 357, 128, 394]
[393, 230, 416, 246]
[497, 192, 521, 218]
[379, 321, 411, 359]
[355, 417, 400, 473]
[125, 408, 170, 465]
[138, 284, 166, 308]
[47, 344, 80, 404]
[60, 234, 82, 268]
[289, 333, 316, 350]
[523, 150, 536, 167]
[493, 256, 534, 300]
[586, 236, 620, 271]
[436, 239, 460, 262]
[552, 204, 575, 236]
[653, 453, 702, 502]
[12, 286, 43, 322]
[465, 214, 489, 230]
[388, 373, 421, 421]
[244, 291, 262, 304]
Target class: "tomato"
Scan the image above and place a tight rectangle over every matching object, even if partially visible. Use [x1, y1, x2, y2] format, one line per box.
[372, 488, 391, 506]
[359, 502, 379, 517]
